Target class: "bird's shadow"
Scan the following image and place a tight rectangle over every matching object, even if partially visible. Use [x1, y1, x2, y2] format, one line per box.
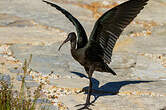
[70, 71, 154, 104]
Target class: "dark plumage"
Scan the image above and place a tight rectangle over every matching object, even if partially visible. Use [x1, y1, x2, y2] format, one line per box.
[43, 0, 149, 109]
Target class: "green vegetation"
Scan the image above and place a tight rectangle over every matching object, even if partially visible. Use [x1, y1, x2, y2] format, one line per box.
[0, 55, 43, 110]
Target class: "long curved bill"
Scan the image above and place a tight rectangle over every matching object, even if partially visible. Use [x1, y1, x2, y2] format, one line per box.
[58, 41, 66, 51]
[58, 37, 70, 51]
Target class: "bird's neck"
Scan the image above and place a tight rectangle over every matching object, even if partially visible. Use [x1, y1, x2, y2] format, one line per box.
[70, 40, 77, 51]
[70, 40, 78, 61]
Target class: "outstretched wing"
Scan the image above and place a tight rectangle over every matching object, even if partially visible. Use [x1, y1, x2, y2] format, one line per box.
[88, 0, 148, 63]
[43, 0, 88, 49]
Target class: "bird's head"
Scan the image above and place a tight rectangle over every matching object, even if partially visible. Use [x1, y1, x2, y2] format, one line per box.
[58, 32, 76, 51]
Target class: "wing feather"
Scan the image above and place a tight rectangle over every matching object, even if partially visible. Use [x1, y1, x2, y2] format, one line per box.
[43, 0, 88, 49]
[88, 0, 148, 63]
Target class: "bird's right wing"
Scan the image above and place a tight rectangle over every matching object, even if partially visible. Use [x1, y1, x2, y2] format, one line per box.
[43, 0, 88, 49]
[88, 0, 148, 63]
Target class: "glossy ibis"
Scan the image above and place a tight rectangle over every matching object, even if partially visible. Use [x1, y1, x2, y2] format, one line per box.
[43, 0, 149, 109]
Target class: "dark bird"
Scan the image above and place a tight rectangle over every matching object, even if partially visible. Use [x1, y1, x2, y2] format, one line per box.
[43, 0, 148, 109]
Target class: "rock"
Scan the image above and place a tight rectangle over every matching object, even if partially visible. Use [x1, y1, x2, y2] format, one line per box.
[49, 77, 89, 88]
[114, 25, 166, 54]
[16, 75, 33, 81]
[25, 81, 40, 88]
[7, 20, 35, 27]
[111, 52, 136, 69]
[36, 98, 51, 104]
[9, 67, 24, 74]
[132, 55, 166, 79]
[0, 0, 94, 33]
[137, 0, 166, 23]
[59, 94, 166, 110]
[0, 13, 20, 26]
[0, 74, 11, 84]
[0, 26, 66, 45]
[40, 105, 58, 110]
[0, 13, 36, 27]
[9, 44, 71, 74]
[10, 44, 137, 76]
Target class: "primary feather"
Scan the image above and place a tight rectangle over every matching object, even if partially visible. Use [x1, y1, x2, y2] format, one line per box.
[42, 0, 88, 49]
[89, 0, 148, 63]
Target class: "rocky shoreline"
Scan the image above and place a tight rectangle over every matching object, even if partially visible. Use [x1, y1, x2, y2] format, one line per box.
[0, 0, 166, 110]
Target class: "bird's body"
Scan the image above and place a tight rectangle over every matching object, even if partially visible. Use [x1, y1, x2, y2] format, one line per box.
[71, 38, 116, 74]
[43, 0, 149, 109]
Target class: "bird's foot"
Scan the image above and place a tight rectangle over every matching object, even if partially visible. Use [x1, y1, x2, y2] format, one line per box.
[75, 103, 94, 110]
[77, 89, 85, 94]
[77, 106, 91, 110]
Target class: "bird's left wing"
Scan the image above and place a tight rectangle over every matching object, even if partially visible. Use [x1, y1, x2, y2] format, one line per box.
[88, 0, 148, 63]
[43, 0, 88, 49]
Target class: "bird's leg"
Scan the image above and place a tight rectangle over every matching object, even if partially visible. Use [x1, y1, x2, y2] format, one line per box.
[75, 66, 94, 110]
[76, 82, 93, 110]
[86, 74, 93, 105]
[85, 65, 94, 106]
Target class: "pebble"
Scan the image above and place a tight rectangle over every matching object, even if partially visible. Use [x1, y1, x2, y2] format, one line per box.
[0, 74, 11, 84]
[40, 105, 58, 110]
[16, 75, 33, 81]
[25, 81, 40, 88]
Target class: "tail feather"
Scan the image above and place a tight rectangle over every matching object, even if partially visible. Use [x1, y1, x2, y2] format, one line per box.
[104, 64, 117, 75]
